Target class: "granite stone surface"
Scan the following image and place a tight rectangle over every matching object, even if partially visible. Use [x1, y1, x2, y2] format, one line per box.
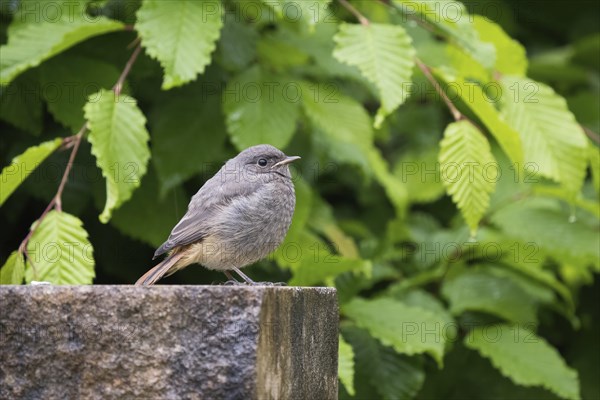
[0, 285, 338, 400]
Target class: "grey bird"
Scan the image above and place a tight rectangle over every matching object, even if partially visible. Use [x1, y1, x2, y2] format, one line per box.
[135, 144, 300, 286]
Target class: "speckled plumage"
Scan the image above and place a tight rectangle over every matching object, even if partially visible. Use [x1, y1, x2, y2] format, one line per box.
[136, 145, 298, 285]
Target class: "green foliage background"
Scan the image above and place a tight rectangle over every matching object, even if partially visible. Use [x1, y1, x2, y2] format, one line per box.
[1, 0, 599, 398]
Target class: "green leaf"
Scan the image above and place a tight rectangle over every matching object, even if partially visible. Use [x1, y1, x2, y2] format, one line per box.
[391, 289, 456, 329]
[367, 148, 409, 216]
[338, 334, 356, 396]
[40, 55, 121, 132]
[472, 16, 527, 76]
[223, 66, 300, 150]
[442, 268, 540, 324]
[0, 71, 43, 134]
[110, 170, 189, 248]
[342, 326, 425, 400]
[136, 0, 223, 89]
[273, 24, 366, 81]
[279, 230, 371, 287]
[284, 177, 313, 241]
[434, 71, 524, 165]
[257, 34, 310, 71]
[261, 0, 332, 28]
[445, 43, 491, 83]
[439, 120, 496, 236]
[333, 23, 415, 128]
[0, 10, 123, 85]
[0, 251, 25, 285]
[301, 81, 373, 174]
[151, 93, 227, 195]
[216, 14, 258, 71]
[501, 76, 589, 194]
[343, 297, 449, 366]
[465, 324, 580, 400]
[26, 210, 95, 284]
[308, 195, 360, 258]
[491, 201, 599, 269]
[394, 148, 445, 204]
[0, 138, 63, 206]
[392, 0, 495, 69]
[84, 89, 150, 223]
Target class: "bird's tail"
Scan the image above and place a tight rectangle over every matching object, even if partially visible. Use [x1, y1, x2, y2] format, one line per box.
[135, 251, 185, 286]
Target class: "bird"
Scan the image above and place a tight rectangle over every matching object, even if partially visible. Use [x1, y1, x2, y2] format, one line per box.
[135, 144, 300, 286]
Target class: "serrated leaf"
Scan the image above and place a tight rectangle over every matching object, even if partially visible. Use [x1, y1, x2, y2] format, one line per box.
[0, 71, 43, 134]
[151, 93, 227, 195]
[501, 76, 589, 194]
[333, 23, 415, 128]
[0, 138, 63, 206]
[338, 334, 356, 396]
[434, 71, 524, 165]
[223, 66, 299, 150]
[342, 326, 425, 400]
[0, 10, 123, 85]
[0, 251, 25, 285]
[473, 16, 527, 76]
[84, 89, 150, 223]
[343, 297, 449, 366]
[465, 324, 580, 400]
[491, 201, 599, 269]
[40, 55, 121, 132]
[136, 0, 223, 89]
[392, 0, 495, 70]
[442, 268, 540, 324]
[419, 341, 562, 399]
[391, 289, 456, 329]
[439, 120, 496, 236]
[25, 210, 95, 284]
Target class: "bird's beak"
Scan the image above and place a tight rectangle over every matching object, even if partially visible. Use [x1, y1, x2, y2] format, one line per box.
[273, 156, 301, 168]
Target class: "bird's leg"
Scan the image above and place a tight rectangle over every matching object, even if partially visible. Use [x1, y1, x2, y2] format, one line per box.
[232, 267, 256, 285]
[223, 271, 242, 285]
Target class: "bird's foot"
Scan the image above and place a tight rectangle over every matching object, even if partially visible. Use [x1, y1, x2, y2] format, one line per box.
[222, 280, 245, 286]
[246, 281, 287, 287]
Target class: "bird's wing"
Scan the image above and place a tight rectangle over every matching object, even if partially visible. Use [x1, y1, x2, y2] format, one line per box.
[153, 172, 258, 258]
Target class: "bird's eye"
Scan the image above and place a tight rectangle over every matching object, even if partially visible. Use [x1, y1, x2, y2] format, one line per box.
[258, 158, 268, 167]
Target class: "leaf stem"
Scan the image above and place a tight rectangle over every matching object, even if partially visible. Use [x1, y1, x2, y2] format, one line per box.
[113, 43, 142, 97]
[54, 124, 86, 212]
[338, 0, 370, 26]
[415, 58, 463, 121]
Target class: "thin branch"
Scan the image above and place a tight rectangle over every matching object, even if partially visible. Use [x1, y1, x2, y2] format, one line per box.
[338, 0, 370, 26]
[415, 58, 463, 121]
[113, 43, 142, 97]
[54, 124, 87, 212]
[18, 41, 144, 268]
[582, 125, 600, 145]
